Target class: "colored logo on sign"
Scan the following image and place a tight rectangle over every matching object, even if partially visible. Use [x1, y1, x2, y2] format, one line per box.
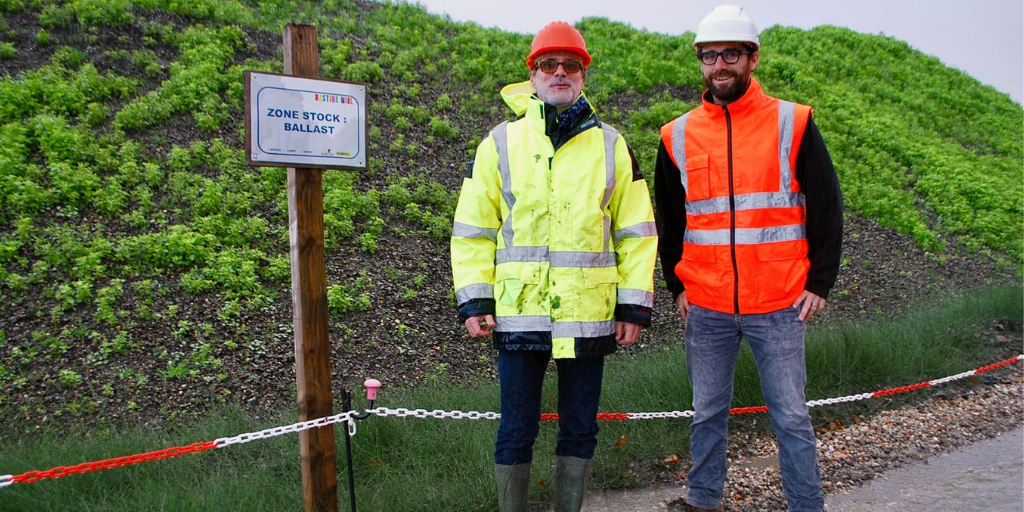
[314, 93, 354, 104]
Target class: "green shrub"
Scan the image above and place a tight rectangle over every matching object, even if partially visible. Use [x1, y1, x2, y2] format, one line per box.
[322, 171, 381, 249]
[38, 3, 74, 27]
[67, 0, 135, 26]
[321, 38, 353, 77]
[58, 369, 84, 387]
[327, 272, 372, 316]
[341, 61, 384, 83]
[262, 255, 291, 283]
[429, 116, 459, 139]
[434, 93, 453, 112]
[131, 49, 162, 78]
[115, 225, 216, 272]
[94, 279, 125, 327]
[54, 279, 93, 313]
[179, 250, 265, 300]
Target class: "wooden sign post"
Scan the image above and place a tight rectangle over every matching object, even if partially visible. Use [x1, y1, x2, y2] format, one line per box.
[284, 23, 338, 512]
[245, 21, 366, 512]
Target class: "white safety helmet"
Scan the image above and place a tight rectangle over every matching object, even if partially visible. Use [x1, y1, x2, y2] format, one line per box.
[693, 4, 759, 49]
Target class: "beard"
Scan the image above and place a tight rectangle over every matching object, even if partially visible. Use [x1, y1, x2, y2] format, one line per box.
[536, 81, 579, 110]
[704, 70, 751, 104]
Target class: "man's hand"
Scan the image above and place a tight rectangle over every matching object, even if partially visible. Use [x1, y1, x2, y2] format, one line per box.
[465, 314, 496, 337]
[675, 292, 691, 322]
[616, 321, 643, 345]
[792, 291, 826, 322]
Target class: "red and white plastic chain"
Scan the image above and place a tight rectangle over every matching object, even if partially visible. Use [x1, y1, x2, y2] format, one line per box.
[2, 354, 1021, 488]
[365, 355, 1024, 421]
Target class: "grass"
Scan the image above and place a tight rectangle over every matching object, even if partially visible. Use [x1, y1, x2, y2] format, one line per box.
[0, 1, 1020, 443]
[1, 284, 1020, 511]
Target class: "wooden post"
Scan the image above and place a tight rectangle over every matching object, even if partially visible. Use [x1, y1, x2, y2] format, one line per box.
[284, 23, 338, 512]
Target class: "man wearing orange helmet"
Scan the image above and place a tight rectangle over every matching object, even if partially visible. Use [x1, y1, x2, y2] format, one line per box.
[451, 21, 657, 512]
[654, 5, 843, 512]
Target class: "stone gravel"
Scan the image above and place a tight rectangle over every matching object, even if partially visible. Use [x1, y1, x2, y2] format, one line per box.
[662, 365, 1024, 511]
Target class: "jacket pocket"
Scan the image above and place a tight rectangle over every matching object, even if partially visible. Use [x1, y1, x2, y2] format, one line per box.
[496, 263, 541, 306]
[755, 240, 807, 262]
[681, 242, 717, 263]
[579, 266, 619, 322]
[582, 266, 621, 288]
[684, 153, 711, 200]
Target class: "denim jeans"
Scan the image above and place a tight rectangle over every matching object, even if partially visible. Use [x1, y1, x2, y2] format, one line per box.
[494, 350, 605, 465]
[684, 305, 823, 512]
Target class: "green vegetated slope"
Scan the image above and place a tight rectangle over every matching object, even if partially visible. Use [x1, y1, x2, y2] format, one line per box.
[0, 0, 1020, 426]
[758, 25, 1023, 255]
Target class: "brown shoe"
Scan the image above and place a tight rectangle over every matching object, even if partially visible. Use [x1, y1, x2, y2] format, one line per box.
[683, 503, 721, 512]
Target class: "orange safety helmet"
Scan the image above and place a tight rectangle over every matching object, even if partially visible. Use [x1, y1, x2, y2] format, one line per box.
[526, 21, 591, 69]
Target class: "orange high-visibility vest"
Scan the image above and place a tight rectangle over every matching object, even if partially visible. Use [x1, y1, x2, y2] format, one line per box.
[660, 79, 812, 314]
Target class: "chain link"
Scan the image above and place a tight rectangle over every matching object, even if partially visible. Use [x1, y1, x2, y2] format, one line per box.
[807, 392, 874, 407]
[0, 475, 12, 489]
[930, 370, 976, 386]
[371, 407, 501, 420]
[215, 411, 359, 448]
[628, 411, 695, 419]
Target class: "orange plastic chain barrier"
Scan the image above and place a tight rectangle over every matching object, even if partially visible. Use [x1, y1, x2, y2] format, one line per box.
[9, 441, 217, 484]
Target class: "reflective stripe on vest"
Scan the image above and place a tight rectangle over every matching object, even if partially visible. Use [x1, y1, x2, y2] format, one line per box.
[683, 224, 806, 245]
[492, 122, 516, 250]
[496, 248, 617, 267]
[455, 283, 494, 304]
[599, 125, 618, 253]
[671, 112, 690, 191]
[673, 100, 805, 246]
[613, 221, 658, 244]
[452, 221, 498, 242]
[494, 316, 616, 338]
[617, 288, 654, 306]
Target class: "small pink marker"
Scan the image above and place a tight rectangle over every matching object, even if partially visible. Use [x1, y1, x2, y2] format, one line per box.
[364, 378, 381, 401]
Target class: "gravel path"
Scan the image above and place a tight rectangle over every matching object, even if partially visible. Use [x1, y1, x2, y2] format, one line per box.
[825, 425, 1022, 511]
[584, 363, 1023, 511]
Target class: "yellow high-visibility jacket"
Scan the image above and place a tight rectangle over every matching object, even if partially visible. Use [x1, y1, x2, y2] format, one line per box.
[451, 81, 657, 359]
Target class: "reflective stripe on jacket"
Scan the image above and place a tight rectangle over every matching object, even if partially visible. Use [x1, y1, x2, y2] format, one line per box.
[452, 81, 657, 359]
[660, 78, 812, 314]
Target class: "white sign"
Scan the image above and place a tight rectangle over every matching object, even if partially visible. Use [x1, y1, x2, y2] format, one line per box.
[245, 71, 367, 169]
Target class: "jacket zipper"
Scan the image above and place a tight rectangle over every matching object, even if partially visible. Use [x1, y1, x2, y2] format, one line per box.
[724, 105, 740, 315]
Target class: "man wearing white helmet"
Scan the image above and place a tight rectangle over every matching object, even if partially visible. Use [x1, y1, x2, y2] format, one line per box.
[452, 20, 657, 512]
[653, 5, 843, 512]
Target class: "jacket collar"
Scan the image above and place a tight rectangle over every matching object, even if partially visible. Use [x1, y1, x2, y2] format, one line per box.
[700, 77, 769, 116]
[500, 80, 596, 124]
[500, 81, 599, 149]
[500, 81, 536, 117]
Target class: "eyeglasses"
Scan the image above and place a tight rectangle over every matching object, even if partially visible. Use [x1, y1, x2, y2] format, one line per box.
[696, 49, 753, 65]
[535, 58, 584, 74]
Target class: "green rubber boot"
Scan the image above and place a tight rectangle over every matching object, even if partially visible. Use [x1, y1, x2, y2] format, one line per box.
[495, 463, 531, 512]
[553, 456, 593, 512]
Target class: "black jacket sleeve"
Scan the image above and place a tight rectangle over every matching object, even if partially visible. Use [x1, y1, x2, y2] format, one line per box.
[653, 140, 688, 302]
[457, 298, 495, 323]
[794, 116, 844, 299]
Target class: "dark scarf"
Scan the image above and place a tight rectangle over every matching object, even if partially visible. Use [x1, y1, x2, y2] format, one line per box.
[541, 95, 598, 151]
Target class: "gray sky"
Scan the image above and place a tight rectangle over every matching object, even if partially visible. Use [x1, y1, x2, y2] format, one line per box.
[413, 0, 1023, 104]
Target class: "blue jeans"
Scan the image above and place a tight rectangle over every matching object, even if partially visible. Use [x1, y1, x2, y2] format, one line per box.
[494, 350, 604, 465]
[684, 305, 823, 512]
